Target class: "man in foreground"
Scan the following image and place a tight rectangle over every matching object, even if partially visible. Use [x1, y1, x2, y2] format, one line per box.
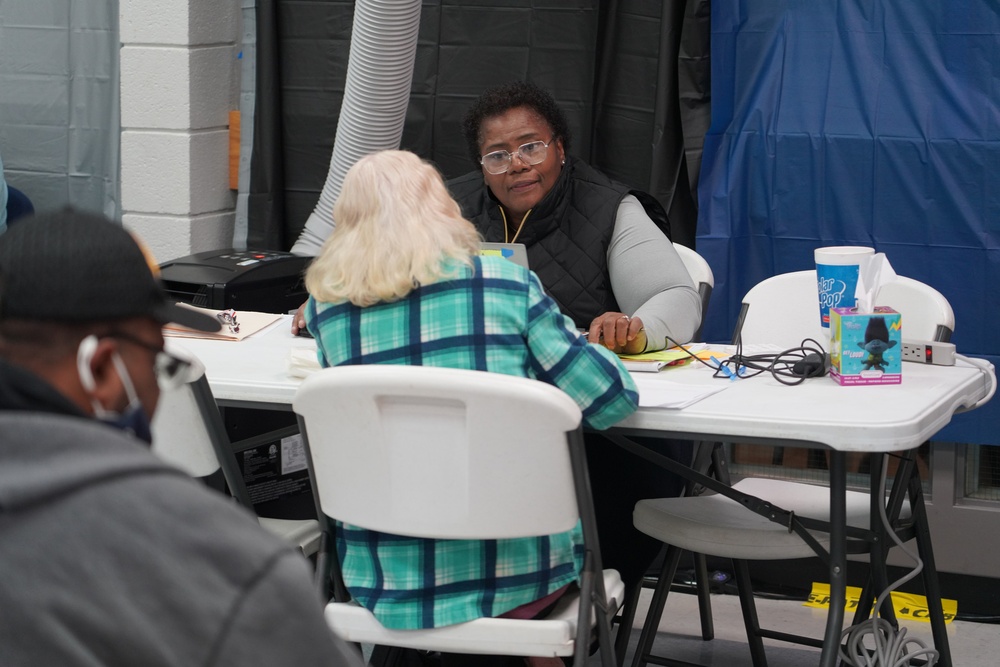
[0, 209, 361, 666]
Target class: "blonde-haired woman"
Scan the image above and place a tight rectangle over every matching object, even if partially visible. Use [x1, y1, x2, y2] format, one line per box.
[305, 149, 481, 308]
[304, 150, 637, 666]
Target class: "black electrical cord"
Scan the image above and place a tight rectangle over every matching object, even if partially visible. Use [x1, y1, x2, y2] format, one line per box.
[664, 335, 829, 385]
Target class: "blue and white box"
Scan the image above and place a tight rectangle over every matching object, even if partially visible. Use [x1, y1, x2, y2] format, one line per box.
[829, 307, 901, 386]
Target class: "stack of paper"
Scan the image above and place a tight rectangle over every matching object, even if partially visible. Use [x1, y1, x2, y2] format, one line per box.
[618, 346, 706, 372]
[288, 347, 322, 378]
[620, 359, 673, 372]
[630, 375, 730, 409]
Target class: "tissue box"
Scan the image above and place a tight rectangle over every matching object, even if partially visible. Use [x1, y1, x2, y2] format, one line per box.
[829, 307, 901, 385]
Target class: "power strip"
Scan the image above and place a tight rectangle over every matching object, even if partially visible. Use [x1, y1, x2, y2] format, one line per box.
[901, 340, 956, 366]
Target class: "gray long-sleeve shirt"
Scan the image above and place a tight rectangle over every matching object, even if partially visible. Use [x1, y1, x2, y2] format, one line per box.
[608, 195, 702, 350]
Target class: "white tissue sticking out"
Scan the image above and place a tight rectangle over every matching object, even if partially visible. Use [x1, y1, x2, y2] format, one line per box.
[854, 253, 897, 314]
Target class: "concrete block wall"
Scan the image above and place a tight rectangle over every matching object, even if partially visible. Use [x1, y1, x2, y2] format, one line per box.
[119, 0, 240, 263]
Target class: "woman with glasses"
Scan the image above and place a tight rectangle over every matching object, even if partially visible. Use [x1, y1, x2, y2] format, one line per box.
[449, 80, 701, 356]
[303, 149, 638, 667]
[449, 81, 701, 601]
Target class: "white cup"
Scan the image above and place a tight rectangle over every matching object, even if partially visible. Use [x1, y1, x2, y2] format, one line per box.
[814, 246, 875, 328]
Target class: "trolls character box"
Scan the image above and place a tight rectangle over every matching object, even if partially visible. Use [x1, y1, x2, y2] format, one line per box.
[829, 307, 902, 386]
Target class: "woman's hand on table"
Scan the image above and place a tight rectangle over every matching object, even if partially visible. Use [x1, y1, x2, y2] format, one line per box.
[588, 312, 646, 355]
[291, 301, 308, 336]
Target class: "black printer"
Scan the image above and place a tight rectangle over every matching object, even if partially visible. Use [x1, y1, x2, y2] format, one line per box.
[158, 249, 310, 314]
[159, 248, 315, 519]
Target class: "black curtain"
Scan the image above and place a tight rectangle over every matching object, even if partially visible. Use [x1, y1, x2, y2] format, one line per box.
[248, 0, 711, 251]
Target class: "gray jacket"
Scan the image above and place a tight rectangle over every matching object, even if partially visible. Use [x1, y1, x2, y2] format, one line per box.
[0, 370, 361, 666]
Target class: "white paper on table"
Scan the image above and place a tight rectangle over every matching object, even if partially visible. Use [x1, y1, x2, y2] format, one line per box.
[631, 375, 730, 409]
[288, 347, 322, 378]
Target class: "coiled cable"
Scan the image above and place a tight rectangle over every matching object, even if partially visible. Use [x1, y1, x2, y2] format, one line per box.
[838, 459, 939, 667]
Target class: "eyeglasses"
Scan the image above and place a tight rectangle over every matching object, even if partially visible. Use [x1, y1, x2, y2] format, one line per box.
[107, 331, 195, 391]
[479, 139, 554, 175]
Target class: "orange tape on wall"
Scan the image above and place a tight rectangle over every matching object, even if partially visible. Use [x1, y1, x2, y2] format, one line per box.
[229, 111, 240, 190]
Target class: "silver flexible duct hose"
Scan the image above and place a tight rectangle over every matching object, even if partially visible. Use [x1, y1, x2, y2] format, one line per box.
[291, 0, 422, 256]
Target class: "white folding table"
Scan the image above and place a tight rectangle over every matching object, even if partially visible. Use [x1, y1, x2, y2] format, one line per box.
[169, 316, 994, 667]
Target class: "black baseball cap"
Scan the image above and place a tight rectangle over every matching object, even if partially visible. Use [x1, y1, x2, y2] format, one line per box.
[0, 208, 220, 332]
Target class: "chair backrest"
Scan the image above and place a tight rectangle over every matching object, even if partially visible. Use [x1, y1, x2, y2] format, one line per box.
[878, 278, 954, 342]
[293, 365, 585, 540]
[674, 243, 715, 343]
[150, 352, 255, 507]
[151, 374, 222, 479]
[736, 270, 954, 348]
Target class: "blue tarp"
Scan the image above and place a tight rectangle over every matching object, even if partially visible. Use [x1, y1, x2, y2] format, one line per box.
[696, 1, 999, 444]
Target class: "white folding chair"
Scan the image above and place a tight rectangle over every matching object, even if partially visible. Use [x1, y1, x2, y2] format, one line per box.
[629, 271, 955, 667]
[673, 243, 715, 343]
[152, 348, 321, 556]
[292, 365, 625, 667]
[735, 269, 953, 347]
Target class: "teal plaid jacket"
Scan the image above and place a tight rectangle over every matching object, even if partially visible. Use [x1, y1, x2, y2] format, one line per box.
[306, 255, 638, 629]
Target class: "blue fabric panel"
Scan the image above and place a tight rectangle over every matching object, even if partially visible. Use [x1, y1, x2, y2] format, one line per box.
[697, 1, 1000, 443]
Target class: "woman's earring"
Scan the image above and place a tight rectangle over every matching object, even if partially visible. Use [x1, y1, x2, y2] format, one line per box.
[561, 158, 565, 165]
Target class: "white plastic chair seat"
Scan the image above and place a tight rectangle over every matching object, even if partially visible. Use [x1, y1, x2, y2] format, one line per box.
[634, 477, 912, 561]
[325, 569, 625, 657]
[258, 517, 322, 556]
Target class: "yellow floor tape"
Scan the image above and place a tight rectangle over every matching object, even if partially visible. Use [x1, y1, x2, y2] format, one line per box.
[804, 582, 957, 624]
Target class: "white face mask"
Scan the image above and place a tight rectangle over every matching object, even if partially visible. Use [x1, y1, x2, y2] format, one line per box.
[76, 335, 153, 443]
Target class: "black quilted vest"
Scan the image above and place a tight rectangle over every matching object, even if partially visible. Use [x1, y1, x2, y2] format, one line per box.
[448, 157, 670, 329]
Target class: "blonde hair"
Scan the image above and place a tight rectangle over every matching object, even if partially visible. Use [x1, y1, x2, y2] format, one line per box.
[305, 150, 482, 306]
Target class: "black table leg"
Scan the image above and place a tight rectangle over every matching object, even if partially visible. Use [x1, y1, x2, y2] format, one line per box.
[820, 451, 847, 667]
